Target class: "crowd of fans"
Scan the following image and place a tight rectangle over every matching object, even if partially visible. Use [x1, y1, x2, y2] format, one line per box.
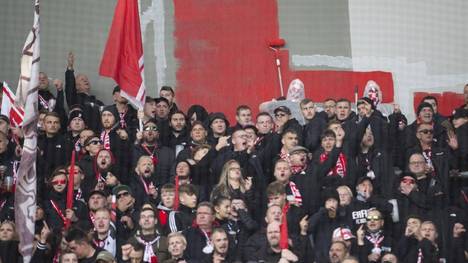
[0, 52, 467, 263]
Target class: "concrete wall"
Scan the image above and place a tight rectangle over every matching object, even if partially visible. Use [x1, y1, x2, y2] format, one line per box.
[1, 0, 467, 120]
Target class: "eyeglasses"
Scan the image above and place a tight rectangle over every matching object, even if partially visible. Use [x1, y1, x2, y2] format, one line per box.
[366, 215, 382, 221]
[144, 126, 158, 131]
[88, 140, 102, 146]
[401, 178, 415, 184]
[117, 192, 131, 199]
[275, 113, 287, 118]
[52, 179, 67, 185]
[418, 129, 433, 134]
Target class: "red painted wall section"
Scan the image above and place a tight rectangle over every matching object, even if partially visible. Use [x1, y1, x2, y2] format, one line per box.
[174, 0, 280, 120]
[278, 50, 394, 103]
[413, 92, 464, 117]
[173, 0, 394, 122]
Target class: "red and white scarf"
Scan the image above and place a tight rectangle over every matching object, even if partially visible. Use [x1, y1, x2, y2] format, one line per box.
[136, 235, 160, 263]
[142, 144, 159, 165]
[320, 152, 347, 177]
[288, 181, 302, 205]
[100, 131, 111, 150]
[119, 111, 127, 129]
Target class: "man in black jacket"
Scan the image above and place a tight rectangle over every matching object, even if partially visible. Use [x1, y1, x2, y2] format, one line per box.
[65, 52, 104, 132]
[163, 111, 189, 152]
[403, 102, 447, 153]
[168, 184, 198, 232]
[300, 98, 326, 153]
[356, 208, 394, 263]
[130, 156, 159, 208]
[110, 86, 138, 142]
[113, 185, 139, 253]
[252, 221, 304, 263]
[182, 202, 216, 262]
[66, 228, 104, 263]
[274, 106, 302, 140]
[99, 106, 132, 183]
[346, 177, 393, 231]
[37, 112, 70, 198]
[133, 119, 175, 186]
[308, 189, 345, 263]
[232, 105, 253, 130]
[421, 96, 447, 127]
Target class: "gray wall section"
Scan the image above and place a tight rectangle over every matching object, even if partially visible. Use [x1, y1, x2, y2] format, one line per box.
[1, 1, 35, 87]
[0, 0, 177, 105]
[277, 0, 352, 70]
[1, 0, 467, 113]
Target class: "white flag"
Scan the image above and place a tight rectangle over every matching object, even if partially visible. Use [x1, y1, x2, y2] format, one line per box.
[14, 0, 40, 262]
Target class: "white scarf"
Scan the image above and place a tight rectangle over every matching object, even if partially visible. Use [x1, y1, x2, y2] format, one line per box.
[136, 234, 160, 263]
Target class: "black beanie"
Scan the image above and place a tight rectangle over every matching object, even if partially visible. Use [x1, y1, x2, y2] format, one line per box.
[357, 97, 376, 110]
[416, 102, 434, 116]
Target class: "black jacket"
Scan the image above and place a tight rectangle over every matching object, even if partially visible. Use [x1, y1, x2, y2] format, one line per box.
[302, 116, 327, 153]
[168, 204, 196, 232]
[182, 227, 213, 262]
[65, 69, 104, 132]
[357, 231, 394, 263]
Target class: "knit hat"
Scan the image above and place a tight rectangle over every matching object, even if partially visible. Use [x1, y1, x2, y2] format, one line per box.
[68, 107, 85, 125]
[87, 190, 107, 201]
[356, 176, 373, 185]
[101, 105, 119, 121]
[274, 106, 291, 115]
[416, 102, 434, 116]
[208, 112, 230, 127]
[322, 188, 340, 203]
[112, 184, 132, 196]
[357, 97, 375, 110]
[452, 108, 468, 120]
[96, 250, 115, 262]
[399, 172, 417, 181]
[289, 146, 309, 155]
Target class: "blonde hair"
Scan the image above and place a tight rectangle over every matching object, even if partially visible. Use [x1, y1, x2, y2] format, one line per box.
[167, 232, 187, 246]
[212, 160, 247, 199]
[0, 221, 19, 241]
[336, 185, 353, 198]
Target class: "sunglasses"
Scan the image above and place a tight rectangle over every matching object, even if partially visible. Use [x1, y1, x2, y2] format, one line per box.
[117, 192, 131, 199]
[88, 140, 102, 146]
[52, 179, 67, 185]
[144, 126, 158, 131]
[366, 215, 382, 221]
[418, 129, 433, 134]
[401, 178, 415, 184]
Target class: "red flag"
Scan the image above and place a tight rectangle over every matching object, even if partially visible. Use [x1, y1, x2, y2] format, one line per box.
[279, 202, 289, 249]
[1, 82, 25, 127]
[65, 151, 76, 229]
[99, 0, 146, 108]
[174, 175, 180, 210]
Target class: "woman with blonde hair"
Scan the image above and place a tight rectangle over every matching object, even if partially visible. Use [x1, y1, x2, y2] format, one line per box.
[210, 160, 254, 207]
[0, 220, 21, 262]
